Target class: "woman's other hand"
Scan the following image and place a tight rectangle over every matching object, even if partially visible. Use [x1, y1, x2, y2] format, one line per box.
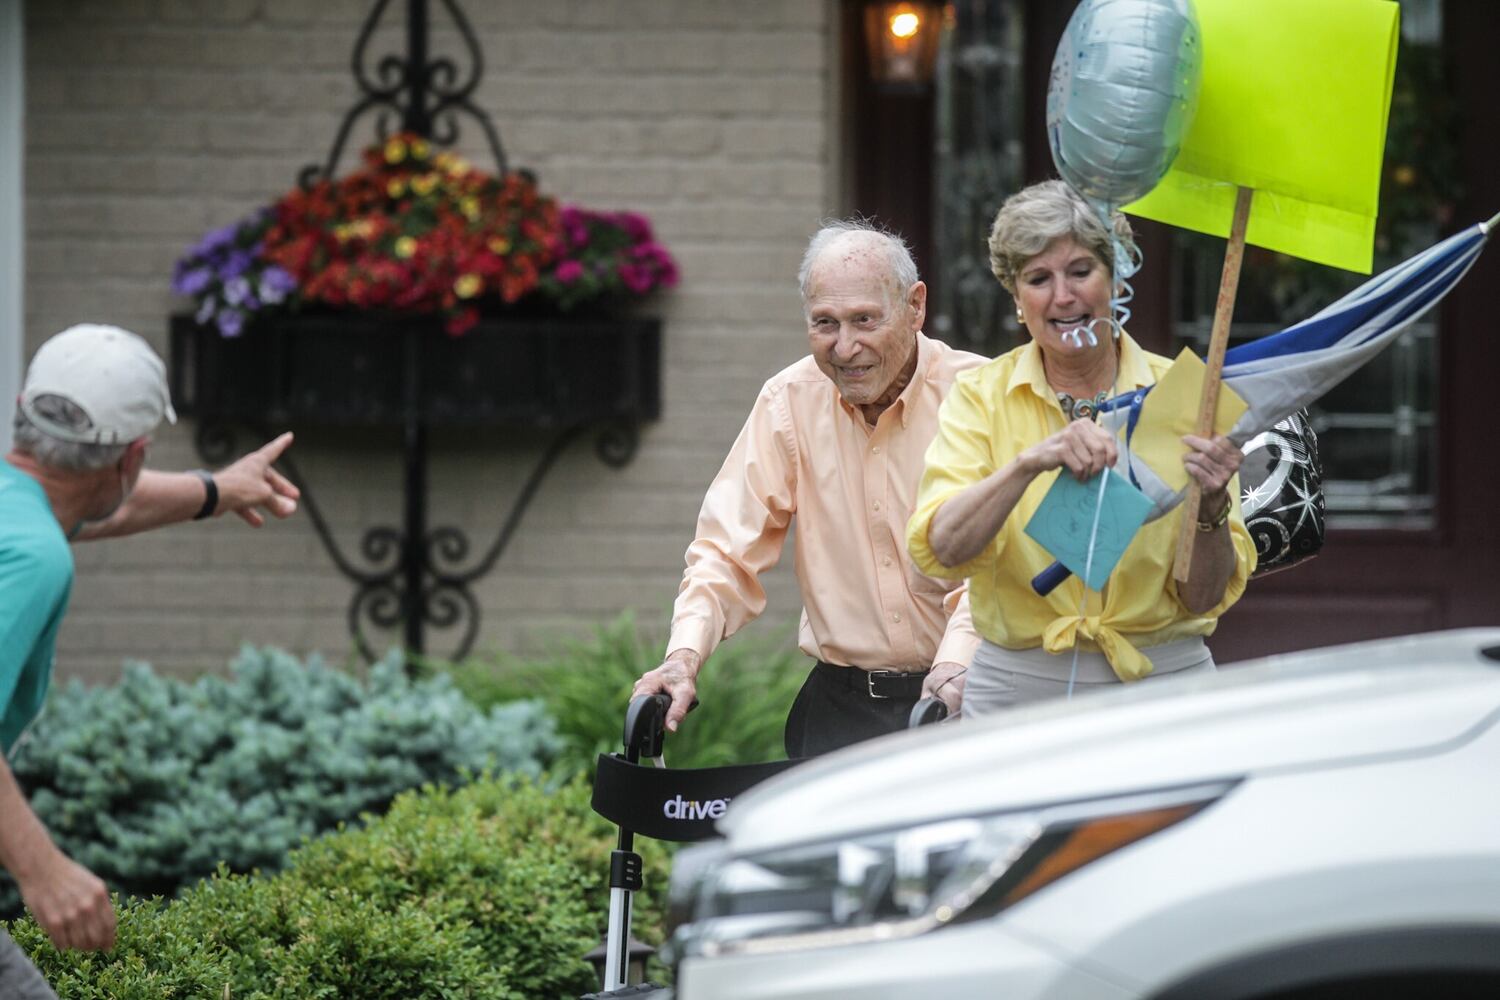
[1181, 433, 1243, 495]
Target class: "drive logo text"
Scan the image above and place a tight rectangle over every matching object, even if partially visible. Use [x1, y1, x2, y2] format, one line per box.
[663, 794, 730, 820]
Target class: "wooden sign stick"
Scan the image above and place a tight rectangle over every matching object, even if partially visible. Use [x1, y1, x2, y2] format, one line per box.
[1173, 185, 1253, 584]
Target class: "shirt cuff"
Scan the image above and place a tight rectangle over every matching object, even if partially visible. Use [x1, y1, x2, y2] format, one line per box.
[667, 615, 719, 664]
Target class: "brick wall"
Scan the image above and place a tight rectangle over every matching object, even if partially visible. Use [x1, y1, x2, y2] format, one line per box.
[24, 0, 835, 681]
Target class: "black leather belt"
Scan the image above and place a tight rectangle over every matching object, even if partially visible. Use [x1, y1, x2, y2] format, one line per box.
[816, 661, 929, 700]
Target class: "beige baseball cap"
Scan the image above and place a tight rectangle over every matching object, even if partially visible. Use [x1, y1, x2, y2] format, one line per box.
[20, 324, 177, 445]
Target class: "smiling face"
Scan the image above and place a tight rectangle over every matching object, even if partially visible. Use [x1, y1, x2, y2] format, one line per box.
[804, 238, 925, 419]
[1015, 235, 1114, 359]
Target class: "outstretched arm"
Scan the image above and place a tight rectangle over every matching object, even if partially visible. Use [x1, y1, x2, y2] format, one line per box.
[75, 432, 299, 540]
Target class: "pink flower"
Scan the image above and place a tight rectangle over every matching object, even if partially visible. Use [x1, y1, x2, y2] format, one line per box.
[617, 211, 652, 242]
[618, 262, 655, 294]
[555, 259, 584, 284]
[559, 204, 589, 249]
[632, 243, 680, 288]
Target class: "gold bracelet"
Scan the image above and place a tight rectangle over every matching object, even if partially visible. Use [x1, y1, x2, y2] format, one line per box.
[1196, 493, 1231, 532]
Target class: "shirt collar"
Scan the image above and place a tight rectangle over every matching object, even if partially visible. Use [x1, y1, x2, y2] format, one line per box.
[1006, 330, 1154, 405]
[891, 332, 934, 428]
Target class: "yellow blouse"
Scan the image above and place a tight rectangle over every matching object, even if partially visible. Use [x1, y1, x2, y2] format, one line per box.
[906, 334, 1256, 682]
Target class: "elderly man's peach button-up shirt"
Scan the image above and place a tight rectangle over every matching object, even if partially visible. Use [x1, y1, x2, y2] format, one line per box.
[667, 333, 986, 672]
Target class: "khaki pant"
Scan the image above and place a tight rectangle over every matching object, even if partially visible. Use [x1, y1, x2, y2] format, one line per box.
[962, 636, 1217, 719]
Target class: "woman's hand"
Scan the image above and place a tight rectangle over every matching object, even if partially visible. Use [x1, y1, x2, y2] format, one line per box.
[1177, 433, 1243, 614]
[1181, 433, 1243, 496]
[926, 419, 1122, 568]
[1021, 419, 1119, 482]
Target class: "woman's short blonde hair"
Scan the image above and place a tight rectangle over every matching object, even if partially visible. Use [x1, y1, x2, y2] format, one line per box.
[987, 180, 1137, 295]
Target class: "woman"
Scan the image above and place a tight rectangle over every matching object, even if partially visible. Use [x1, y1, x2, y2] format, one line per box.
[906, 181, 1256, 716]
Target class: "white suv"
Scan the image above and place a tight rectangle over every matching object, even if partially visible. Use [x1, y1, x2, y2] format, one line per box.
[667, 629, 1500, 999]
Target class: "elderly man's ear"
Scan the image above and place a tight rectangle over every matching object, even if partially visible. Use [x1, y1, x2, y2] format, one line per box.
[906, 280, 928, 331]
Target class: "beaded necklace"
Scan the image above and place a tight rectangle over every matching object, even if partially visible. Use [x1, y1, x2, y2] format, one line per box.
[1055, 389, 1110, 422]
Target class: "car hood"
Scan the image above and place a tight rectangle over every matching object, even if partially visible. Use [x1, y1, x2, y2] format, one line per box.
[719, 629, 1500, 855]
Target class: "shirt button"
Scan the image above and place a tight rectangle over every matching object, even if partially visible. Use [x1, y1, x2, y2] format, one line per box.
[872, 500, 881, 511]
[871, 445, 881, 454]
[882, 556, 893, 567]
[891, 612, 902, 624]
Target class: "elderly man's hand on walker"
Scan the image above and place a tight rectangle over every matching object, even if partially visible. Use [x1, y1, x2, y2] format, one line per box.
[631, 649, 701, 733]
[921, 661, 968, 718]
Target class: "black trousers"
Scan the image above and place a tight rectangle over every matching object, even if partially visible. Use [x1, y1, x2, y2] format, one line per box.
[784, 662, 924, 758]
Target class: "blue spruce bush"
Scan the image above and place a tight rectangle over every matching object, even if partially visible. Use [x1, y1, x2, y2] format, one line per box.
[4, 645, 561, 907]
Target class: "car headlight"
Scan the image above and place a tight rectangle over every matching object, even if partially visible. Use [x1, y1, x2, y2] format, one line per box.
[670, 781, 1233, 960]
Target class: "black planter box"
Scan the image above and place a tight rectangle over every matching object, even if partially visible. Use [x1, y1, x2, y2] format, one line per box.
[169, 310, 661, 429]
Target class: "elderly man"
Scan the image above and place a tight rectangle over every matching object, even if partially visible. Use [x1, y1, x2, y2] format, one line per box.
[0, 324, 299, 998]
[632, 221, 987, 757]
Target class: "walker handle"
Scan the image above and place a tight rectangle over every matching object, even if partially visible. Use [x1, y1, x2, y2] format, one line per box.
[623, 694, 671, 762]
[1032, 561, 1071, 596]
[908, 697, 949, 728]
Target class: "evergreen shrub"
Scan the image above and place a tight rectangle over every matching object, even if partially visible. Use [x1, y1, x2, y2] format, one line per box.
[6, 776, 670, 999]
[4, 646, 561, 907]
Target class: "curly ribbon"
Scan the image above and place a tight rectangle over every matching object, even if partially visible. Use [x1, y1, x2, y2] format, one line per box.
[1059, 210, 1143, 351]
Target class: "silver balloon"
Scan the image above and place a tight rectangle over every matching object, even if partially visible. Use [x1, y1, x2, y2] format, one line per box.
[1047, 0, 1202, 207]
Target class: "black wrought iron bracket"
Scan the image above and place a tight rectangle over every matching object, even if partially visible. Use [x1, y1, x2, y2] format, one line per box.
[195, 420, 639, 663]
[190, 0, 643, 662]
[299, 0, 508, 189]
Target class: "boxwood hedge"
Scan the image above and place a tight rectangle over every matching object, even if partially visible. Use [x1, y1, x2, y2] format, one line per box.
[7, 775, 672, 999]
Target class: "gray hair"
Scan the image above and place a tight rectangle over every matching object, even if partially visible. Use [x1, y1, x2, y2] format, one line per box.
[798, 219, 920, 304]
[12, 397, 129, 471]
[987, 180, 1137, 295]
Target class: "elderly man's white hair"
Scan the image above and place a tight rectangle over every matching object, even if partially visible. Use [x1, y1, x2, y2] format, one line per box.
[797, 219, 920, 303]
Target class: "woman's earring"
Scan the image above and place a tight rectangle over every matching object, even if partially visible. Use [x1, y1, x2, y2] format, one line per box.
[1015, 308, 1025, 324]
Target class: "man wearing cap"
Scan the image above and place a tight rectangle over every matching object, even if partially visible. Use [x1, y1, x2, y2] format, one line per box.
[0, 324, 299, 996]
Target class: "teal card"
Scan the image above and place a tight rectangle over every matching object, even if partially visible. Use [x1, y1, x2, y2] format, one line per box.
[1024, 468, 1154, 591]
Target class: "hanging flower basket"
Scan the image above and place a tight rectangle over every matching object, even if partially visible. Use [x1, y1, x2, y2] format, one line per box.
[167, 133, 673, 430]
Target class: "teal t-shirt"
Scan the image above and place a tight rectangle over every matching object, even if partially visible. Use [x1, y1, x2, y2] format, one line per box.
[0, 460, 73, 756]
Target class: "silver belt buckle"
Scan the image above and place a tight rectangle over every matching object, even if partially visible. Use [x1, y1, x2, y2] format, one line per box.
[867, 670, 889, 699]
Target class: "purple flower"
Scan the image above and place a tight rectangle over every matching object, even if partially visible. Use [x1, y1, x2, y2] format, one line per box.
[196, 222, 239, 257]
[216, 307, 246, 338]
[173, 266, 213, 297]
[258, 266, 296, 304]
[555, 259, 584, 285]
[221, 250, 254, 281]
[222, 275, 251, 307]
[194, 296, 217, 325]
